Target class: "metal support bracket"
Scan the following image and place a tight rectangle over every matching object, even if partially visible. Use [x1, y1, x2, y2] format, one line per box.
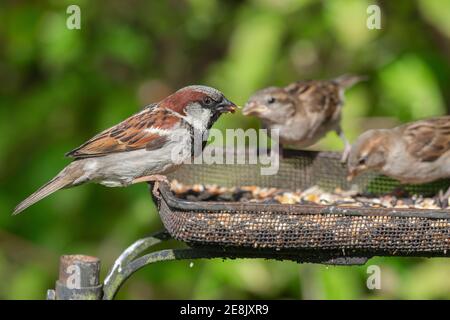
[101, 230, 369, 300]
[47, 230, 369, 300]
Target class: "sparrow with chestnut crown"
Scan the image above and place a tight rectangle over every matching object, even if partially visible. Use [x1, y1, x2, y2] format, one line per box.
[14, 85, 236, 215]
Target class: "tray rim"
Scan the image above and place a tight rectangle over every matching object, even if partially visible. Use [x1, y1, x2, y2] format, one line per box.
[156, 183, 450, 219]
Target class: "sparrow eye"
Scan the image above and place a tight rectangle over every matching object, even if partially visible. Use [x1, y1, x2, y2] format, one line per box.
[267, 97, 276, 104]
[203, 97, 213, 106]
[358, 156, 367, 165]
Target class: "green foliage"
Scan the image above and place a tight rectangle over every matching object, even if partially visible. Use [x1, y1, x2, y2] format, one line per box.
[0, 0, 449, 299]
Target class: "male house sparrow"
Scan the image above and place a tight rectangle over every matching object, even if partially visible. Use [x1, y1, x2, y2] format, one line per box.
[347, 116, 450, 199]
[14, 85, 236, 215]
[243, 75, 365, 161]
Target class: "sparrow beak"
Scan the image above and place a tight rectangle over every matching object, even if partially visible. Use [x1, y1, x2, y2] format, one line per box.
[242, 101, 269, 116]
[218, 98, 237, 113]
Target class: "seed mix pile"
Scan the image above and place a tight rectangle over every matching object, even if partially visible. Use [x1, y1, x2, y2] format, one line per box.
[170, 180, 449, 210]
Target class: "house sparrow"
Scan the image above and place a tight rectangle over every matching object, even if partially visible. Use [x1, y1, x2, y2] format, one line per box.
[13, 85, 236, 215]
[242, 75, 366, 161]
[347, 116, 450, 200]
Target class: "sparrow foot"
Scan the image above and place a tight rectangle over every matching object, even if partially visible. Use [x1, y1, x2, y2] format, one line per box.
[132, 175, 169, 197]
[336, 127, 351, 163]
[437, 188, 450, 209]
[341, 143, 351, 163]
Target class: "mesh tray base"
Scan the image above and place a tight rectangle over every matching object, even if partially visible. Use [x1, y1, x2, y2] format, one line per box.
[156, 150, 450, 257]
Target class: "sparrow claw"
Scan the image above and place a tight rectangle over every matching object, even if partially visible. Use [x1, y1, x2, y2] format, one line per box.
[152, 181, 161, 198]
[336, 127, 351, 163]
[132, 174, 169, 198]
[132, 174, 169, 185]
[437, 188, 450, 209]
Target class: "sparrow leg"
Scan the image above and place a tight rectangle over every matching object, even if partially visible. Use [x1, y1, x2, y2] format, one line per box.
[132, 175, 169, 195]
[438, 187, 450, 209]
[336, 127, 351, 163]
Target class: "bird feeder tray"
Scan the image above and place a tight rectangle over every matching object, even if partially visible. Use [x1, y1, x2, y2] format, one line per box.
[155, 149, 450, 259]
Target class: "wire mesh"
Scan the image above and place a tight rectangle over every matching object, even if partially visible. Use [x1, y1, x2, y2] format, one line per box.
[159, 149, 450, 257]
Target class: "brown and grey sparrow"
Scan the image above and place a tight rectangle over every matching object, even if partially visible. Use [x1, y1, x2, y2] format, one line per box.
[14, 85, 236, 215]
[347, 116, 450, 200]
[242, 75, 366, 161]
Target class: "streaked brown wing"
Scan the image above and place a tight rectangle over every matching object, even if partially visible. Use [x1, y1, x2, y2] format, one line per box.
[66, 107, 177, 158]
[286, 80, 341, 120]
[404, 116, 450, 162]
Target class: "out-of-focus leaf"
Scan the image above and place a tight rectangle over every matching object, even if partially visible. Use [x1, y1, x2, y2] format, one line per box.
[186, 0, 219, 39]
[38, 12, 83, 69]
[208, 7, 285, 104]
[319, 266, 363, 299]
[378, 55, 445, 121]
[401, 259, 450, 299]
[7, 265, 50, 299]
[418, 0, 450, 38]
[324, 0, 380, 49]
[3, 7, 40, 66]
[252, 0, 313, 13]
[99, 25, 151, 68]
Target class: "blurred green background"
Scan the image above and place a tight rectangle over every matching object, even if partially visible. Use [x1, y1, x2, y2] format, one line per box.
[1, 0, 450, 299]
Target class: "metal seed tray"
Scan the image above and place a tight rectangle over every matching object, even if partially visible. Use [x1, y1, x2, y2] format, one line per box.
[154, 149, 450, 259]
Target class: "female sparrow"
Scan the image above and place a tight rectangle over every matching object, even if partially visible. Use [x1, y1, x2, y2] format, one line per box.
[242, 75, 366, 161]
[347, 116, 450, 200]
[14, 85, 236, 215]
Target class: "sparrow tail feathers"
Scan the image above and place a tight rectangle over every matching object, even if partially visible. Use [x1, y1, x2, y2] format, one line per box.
[13, 162, 84, 215]
[334, 74, 368, 89]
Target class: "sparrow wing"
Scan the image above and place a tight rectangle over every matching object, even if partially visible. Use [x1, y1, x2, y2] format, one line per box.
[286, 80, 341, 123]
[332, 74, 368, 90]
[66, 107, 177, 158]
[286, 75, 364, 116]
[404, 116, 450, 162]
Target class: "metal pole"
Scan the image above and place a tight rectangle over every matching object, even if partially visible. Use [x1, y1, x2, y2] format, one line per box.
[47, 254, 102, 300]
